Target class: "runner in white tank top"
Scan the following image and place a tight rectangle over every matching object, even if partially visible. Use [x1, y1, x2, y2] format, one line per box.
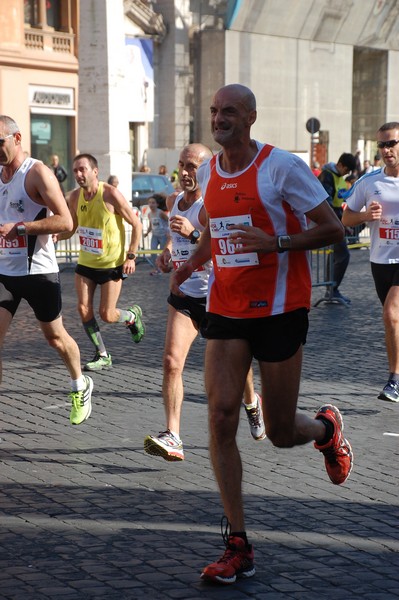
[169, 191, 211, 297]
[0, 157, 58, 275]
[0, 115, 94, 426]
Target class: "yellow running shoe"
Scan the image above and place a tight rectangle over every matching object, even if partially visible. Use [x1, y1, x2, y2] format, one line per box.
[69, 375, 93, 425]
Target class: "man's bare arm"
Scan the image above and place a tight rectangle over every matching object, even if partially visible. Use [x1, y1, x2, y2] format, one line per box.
[0, 162, 73, 241]
[342, 202, 382, 227]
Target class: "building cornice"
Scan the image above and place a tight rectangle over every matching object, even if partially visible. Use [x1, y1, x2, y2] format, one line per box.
[123, 0, 166, 41]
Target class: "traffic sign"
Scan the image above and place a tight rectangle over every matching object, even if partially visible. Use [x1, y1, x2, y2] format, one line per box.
[306, 118, 320, 134]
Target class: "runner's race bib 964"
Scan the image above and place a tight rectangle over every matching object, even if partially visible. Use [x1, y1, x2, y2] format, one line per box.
[210, 214, 259, 267]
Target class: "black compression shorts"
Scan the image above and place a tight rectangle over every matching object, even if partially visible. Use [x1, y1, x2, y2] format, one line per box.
[371, 262, 399, 305]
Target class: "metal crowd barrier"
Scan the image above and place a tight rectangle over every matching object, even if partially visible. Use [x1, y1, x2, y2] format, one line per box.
[311, 226, 370, 308]
[56, 209, 370, 308]
[56, 206, 161, 268]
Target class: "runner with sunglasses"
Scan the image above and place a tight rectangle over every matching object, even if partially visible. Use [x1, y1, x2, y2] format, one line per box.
[343, 122, 399, 402]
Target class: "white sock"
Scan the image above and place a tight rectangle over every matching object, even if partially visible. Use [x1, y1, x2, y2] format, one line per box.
[244, 398, 257, 409]
[118, 309, 134, 324]
[71, 375, 86, 391]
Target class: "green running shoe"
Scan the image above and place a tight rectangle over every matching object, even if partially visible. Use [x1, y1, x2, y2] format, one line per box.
[84, 352, 112, 371]
[126, 305, 145, 343]
[69, 375, 93, 425]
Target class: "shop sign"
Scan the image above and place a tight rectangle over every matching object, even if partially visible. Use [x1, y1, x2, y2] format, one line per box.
[29, 86, 74, 110]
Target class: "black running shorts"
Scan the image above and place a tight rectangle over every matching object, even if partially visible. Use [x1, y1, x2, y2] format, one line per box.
[0, 273, 62, 322]
[371, 262, 399, 305]
[75, 264, 126, 285]
[167, 292, 207, 332]
[203, 307, 309, 362]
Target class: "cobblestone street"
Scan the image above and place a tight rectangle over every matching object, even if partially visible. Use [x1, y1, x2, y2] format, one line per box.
[0, 249, 398, 599]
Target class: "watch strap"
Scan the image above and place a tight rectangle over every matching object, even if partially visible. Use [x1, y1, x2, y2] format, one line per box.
[277, 235, 291, 253]
[190, 229, 200, 244]
[16, 222, 26, 236]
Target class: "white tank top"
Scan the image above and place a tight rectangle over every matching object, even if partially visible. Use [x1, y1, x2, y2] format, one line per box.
[169, 193, 211, 298]
[0, 158, 58, 275]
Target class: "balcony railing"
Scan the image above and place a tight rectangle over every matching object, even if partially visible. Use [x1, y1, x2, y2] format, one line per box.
[24, 29, 74, 55]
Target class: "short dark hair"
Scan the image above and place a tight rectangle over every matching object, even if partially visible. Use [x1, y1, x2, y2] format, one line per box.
[338, 153, 357, 172]
[73, 153, 98, 169]
[378, 122, 399, 133]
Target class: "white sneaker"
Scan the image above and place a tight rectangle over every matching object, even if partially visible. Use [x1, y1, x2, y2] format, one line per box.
[244, 393, 266, 440]
[144, 430, 184, 461]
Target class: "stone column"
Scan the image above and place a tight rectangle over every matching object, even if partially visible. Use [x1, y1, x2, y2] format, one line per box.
[36, 0, 47, 28]
[78, 0, 132, 202]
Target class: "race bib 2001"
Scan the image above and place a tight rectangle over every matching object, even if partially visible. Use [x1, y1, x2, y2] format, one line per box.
[78, 226, 103, 255]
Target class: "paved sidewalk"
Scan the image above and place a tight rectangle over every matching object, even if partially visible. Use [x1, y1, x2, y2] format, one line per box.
[0, 249, 398, 600]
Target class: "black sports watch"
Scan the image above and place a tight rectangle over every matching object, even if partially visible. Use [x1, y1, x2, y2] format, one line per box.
[127, 252, 136, 260]
[16, 222, 27, 236]
[276, 235, 291, 253]
[190, 229, 200, 244]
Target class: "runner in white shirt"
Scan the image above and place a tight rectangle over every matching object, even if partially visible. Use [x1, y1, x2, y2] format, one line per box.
[343, 121, 399, 402]
[0, 114, 93, 425]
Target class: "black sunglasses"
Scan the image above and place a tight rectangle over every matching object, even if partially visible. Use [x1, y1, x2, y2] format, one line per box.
[0, 134, 13, 145]
[377, 139, 399, 149]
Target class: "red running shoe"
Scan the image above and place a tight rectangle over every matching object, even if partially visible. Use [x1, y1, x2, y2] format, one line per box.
[314, 404, 353, 485]
[201, 518, 255, 584]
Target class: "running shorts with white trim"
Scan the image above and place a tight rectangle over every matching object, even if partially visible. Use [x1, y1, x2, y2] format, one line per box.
[0, 273, 62, 322]
[203, 308, 309, 362]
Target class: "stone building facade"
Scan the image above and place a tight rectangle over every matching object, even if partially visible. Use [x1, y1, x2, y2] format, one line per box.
[2, 0, 399, 200]
[154, 0, 399, 167]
